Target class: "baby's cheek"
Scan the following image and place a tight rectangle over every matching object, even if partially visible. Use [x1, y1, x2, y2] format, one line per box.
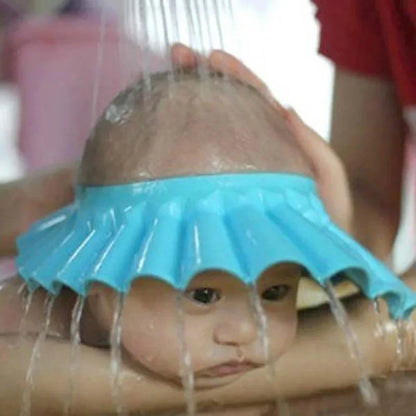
[121, 318, 183, 380]
[268, 311, 298, 359]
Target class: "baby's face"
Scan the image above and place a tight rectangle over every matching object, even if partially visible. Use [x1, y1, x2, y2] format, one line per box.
[92, 264, 300, 388]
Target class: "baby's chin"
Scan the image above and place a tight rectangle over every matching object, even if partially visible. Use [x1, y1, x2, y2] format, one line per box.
[193, 371, 250, 389]
[168, 365, 263, 390]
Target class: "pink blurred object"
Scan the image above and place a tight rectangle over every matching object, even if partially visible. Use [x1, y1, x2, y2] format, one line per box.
[4, 17, 165, 172]
[0, 258, 16, 282]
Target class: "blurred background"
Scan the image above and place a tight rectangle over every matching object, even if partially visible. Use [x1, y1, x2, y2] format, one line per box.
[0, 0, 334, 182]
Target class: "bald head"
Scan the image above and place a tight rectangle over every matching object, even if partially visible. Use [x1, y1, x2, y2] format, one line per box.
[79, 71, 312, 185]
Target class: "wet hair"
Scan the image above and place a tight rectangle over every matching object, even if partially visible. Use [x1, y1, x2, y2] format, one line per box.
[79, 70, 312, 185]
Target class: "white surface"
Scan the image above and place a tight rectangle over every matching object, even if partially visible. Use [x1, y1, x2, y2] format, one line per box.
[232, 0, 334, 139]
[0, 84, 24, 182]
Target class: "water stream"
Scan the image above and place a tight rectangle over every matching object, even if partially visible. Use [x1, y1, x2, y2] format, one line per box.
[138, 0, 152, 91]
[110, 292, 126, 416]
[175, 292, 196, 416]
[394, 319, 406, 370]
[407, 318, 416, 366]
[324, 281, 378, 406]
[249, 285, 291, 416]
[159, 0, 174, 81]
[373, 298, 386, 341]
[91, 5, 107, 128]
[119, 0, 135, 87]
[18, 288, 35, 347]
[20, 294, 56, 416]
[62, 295, 86, 416]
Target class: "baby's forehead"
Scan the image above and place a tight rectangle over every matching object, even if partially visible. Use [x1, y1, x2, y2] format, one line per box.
[79, 74, 312, 185]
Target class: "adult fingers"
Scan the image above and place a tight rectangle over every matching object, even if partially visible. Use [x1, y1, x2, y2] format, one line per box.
[208, 50, 285, 113]
[285, 108, 353, 231]
[171, 43, 203, 68]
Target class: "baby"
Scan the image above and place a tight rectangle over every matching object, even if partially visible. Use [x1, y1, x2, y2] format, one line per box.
[80, 70, 306, 389]
[2, 66, 415, 416]
[0, 69, 312, 415]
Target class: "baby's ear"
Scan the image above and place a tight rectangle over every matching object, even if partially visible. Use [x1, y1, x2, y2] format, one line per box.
[285, 109, 353, 233]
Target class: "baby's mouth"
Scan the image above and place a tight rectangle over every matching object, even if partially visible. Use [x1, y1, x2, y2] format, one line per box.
[196, 360, 260, 378]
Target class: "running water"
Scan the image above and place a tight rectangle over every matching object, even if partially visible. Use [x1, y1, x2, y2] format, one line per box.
[190, 0, 209, 80]
[159, 0, 174, 83]
[249, 285, 291, 416]
[224, 0, 241, 59]
[110, 292, 125, 416]
[119, 0, 135, 87]
[324, 281, 378, 406]
[406, 317, 416, 366]
[212, 0, 225, 51]
[18, 288, 35, 347]
[373, 298, 386, 340]
[393, 318, 416, 370]
[63, 295, 86, 416]
[175, 292, 196, 416]
[138, 0, 152, 91]
[20, 294, 56, 416]
[394, 319, 406, 370]
[91, 5, 107, 128]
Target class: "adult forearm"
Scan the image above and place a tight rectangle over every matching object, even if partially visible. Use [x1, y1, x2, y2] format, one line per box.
[0, 166, 75, 256]
[350, 183, 400, 262]
[330, 68, 406, 261]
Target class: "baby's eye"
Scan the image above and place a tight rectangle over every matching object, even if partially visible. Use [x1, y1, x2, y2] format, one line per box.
[261, 285, 290, 302]
[186, 288, 221, 305]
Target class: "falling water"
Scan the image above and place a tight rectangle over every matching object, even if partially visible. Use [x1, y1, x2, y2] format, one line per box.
[91, 5, 107, 128]
[18, 288, 35, 347]
[324, 281, 378, 406]
[159, 0, 174, 82]
[190, 1, 207, 81]
[139, 0, 152, 91]
[149, 0, 162, 55]
[394, 319, 406, 370]
[212, 0, 225, 51]
[119, 0, 135, 87]
[17, 281, 28, 298]
[20, 294, 56, 416]
[373, 298, 386, 340]
[110, 292, 125, 416]
[175, 292, 196, 416]
[224, 0, 241, 58]
[393, 318, 416, 370]
[193, 0, 208, 55]
[249, 285, 291, 416]
[406, 318, 416, 366]
[169, 0, 180, 43]
[63, 295, 86, 416]
[202, 0, 214, 53]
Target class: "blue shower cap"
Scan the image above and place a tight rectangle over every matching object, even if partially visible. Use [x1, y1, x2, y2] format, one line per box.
[16, 173, 416, 319]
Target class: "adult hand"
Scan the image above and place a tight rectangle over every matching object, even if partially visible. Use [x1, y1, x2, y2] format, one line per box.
[171, 44, 353, 233]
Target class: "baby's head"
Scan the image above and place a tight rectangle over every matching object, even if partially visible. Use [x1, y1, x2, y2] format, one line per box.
[83, 71, 310, 387]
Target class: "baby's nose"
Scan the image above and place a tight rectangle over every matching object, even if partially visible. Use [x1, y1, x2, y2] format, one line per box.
[213, 304, 258, 346]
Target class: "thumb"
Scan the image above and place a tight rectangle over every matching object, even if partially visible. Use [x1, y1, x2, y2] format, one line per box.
[285, 108, 353, 232]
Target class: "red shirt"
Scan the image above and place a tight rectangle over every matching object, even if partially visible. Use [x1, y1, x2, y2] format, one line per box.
[313, 0, 416, 271]
[313, 0, 416, 109]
